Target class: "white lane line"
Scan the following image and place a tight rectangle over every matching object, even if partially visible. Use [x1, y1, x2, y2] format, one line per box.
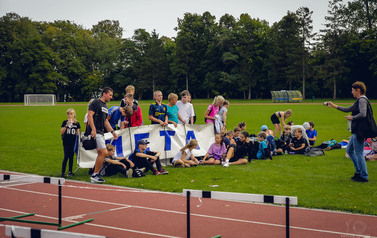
[0, 182, 37, 188]
[1, 186, 376, 238]
[0, 207, 181, 238]
[65, 206, 130, 220]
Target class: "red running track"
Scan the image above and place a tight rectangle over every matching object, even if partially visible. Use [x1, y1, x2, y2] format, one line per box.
[1, 172, 376, 238]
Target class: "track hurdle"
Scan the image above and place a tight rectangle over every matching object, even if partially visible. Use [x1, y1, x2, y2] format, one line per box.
[0, 174, 94, 230]
[3, 225, 105, 238]
[182, 189, 298, 238]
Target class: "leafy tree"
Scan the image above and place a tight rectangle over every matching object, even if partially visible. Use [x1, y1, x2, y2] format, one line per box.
[321, 0, 349, 99]
[0, 13, 57, 101]
[235, 14, 269, 99]
[174, 12, 215, 97]
[296, 7, 315, 99]
[41, 20, 91, 101]
[92, 20, 123, 38]
[143, 30, 170, 94]
[344, 0, 377, 32]
[90, 20, 123, 99]
[268, 12, 302, 91]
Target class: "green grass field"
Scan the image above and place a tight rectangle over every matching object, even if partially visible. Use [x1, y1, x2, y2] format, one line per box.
[0, 99, 376, 215]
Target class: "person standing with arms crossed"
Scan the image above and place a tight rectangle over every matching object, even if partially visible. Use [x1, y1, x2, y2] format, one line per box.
[326, 81, 371, 182]
[86, 87, 118, 183]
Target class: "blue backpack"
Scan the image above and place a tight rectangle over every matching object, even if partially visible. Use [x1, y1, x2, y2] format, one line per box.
[266, 135, 276, 152]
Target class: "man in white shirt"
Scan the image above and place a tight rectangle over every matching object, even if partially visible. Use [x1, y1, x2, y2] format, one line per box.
[176, 90, 195, 124]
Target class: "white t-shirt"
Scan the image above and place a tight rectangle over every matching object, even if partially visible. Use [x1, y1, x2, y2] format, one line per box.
[217, 107, 228, 122]
[172, 148, 192, 163]
[84, 113, 88, 124]
[176, 101, 195, 124]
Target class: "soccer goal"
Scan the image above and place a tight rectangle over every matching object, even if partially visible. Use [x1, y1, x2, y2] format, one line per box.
[24, 94, 57, 106]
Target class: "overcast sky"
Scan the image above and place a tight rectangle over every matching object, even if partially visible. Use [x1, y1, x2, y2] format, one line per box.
[1, 0, 340, 38]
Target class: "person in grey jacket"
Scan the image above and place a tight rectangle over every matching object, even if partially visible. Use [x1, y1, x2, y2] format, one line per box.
[326, 81, 369, 182]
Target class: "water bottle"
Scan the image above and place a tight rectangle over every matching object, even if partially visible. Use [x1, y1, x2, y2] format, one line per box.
[68, 115, 73, 128]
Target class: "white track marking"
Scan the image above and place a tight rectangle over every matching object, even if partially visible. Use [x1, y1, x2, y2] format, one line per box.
[1, 186, 376, 238]
[0, 208, 181, 238]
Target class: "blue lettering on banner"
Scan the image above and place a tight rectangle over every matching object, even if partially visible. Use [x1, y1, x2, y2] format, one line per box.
[112, 136, 124, 157]
[134, 133, 150, 150]
[159, 130, 176, 151]
[186, 131, 200, 150]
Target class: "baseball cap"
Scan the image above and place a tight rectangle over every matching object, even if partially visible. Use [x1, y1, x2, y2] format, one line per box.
[261, 125, 268, 131]
[137, 139, 150, 146]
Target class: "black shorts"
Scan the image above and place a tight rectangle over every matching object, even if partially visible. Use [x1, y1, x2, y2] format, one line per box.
[229, 154, 246, 162]
[271, 113, 280, 125]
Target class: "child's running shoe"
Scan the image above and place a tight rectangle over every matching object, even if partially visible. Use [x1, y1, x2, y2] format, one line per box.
[91, 174, 105, 183]
[159, 169, 169, 175]
[126, 168, 133, 178]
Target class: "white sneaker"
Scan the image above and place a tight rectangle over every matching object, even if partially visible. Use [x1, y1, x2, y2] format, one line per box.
[91, 174, 105, 183]
[126, 169, 133, 178]
[139, 167, 146, 173]
[223, 162, 230, 167]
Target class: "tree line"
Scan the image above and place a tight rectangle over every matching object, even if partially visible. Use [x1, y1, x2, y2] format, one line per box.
[0, 0, 376, 102]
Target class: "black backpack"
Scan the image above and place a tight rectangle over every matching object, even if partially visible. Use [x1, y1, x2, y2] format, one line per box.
[205, 105, 214, 123]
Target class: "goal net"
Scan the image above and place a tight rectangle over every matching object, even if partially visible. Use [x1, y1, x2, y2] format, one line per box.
[24, 94, 57, 106]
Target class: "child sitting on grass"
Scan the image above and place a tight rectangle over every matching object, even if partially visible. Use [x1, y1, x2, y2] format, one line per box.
[238, 122, 247, 132]
[306, 121, 317, 146]
[266, 129, 276, 154]
[133, 139, 168, 175]
[233, 126, 242, 142]
[223, 131, 250, 167]
[256, 132, 273, 160]
[201, 134, 227, 165]
[275, 125, 292, 155]
[172, 139, 200, 167]
[223, 130, 234, 149]
[93, 144, 134, 178]
[288, 128, 308, 154]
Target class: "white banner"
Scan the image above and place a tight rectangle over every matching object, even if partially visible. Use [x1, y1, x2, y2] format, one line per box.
[78, 124, 215, 168]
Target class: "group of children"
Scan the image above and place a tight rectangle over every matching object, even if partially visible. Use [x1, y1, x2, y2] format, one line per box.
[60, 86, 196, 178]
[59, 86, 320, 179]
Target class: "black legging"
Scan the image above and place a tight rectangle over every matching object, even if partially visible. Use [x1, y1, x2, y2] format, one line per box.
[135, 156, 162, 172]
[104, 159, 131, 176]
[62, 143, 75, 174]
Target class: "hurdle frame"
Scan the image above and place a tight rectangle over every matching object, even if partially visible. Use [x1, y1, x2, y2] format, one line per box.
[183, 189, 298, 238]
[0, 174, 94, 230]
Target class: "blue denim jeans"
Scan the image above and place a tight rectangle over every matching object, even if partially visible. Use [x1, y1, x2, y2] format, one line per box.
[346, 134, 368, 179]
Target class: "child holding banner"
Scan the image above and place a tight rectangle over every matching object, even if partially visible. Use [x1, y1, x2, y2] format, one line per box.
[172, 139, 200, 167]
[149, 90, 168, 126]
[167, 93, 185, 127]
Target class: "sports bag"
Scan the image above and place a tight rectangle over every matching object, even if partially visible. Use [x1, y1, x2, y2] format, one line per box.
[305, 147, 325, 157]
[81, 135, 96, 150]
